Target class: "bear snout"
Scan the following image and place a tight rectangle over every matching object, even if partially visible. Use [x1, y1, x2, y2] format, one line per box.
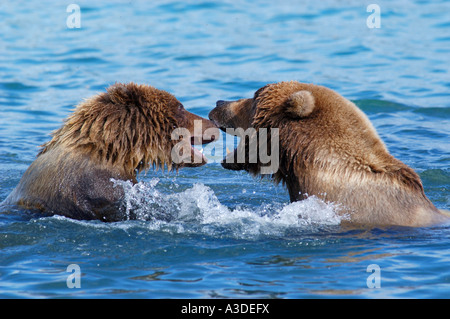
[209, 100, 233, 128]
[208, 103, 228, 130]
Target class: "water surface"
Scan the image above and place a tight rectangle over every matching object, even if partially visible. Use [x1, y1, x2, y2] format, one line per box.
[0, 0, 449, 299]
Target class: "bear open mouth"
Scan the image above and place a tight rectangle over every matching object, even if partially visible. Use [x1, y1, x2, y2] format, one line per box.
[207, 123, 243, 170]
[188, 134, 216, 166]
[206, 117, 246, 170]
[210, 120, 229, 136]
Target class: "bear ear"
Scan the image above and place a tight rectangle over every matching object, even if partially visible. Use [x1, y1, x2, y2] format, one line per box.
[286, 90, 315, 118]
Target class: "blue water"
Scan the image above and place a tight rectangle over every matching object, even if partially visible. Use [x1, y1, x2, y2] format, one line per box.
[1, 0, 450, 299]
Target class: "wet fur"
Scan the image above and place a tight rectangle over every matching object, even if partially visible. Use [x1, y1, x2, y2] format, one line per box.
[5, 83, 216, 221]
[209, 81, 448, 227]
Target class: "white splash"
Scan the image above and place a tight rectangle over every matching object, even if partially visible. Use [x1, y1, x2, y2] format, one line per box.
[111, 178, 346, 239]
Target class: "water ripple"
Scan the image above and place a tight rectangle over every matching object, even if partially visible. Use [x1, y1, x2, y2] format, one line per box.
[1, 0, 449, 299]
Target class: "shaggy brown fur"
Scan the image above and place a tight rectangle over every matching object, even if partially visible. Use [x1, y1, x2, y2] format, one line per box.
[209, 81, 448, 227]
[4, 83, 217, 221]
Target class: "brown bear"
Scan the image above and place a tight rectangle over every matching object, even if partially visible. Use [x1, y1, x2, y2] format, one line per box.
[4, 83, 217, 221]
[209, 81, 448, 227]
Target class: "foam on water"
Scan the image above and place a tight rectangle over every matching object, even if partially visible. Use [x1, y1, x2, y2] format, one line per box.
[111, 178, 346, 239]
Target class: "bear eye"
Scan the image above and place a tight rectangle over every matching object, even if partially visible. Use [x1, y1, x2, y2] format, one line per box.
[178, 104, 184, 110]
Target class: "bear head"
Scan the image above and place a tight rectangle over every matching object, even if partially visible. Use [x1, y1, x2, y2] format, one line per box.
[209, 81, 324, 178]
[208, 81, 396, 192]
[40, 82, 218, 178]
